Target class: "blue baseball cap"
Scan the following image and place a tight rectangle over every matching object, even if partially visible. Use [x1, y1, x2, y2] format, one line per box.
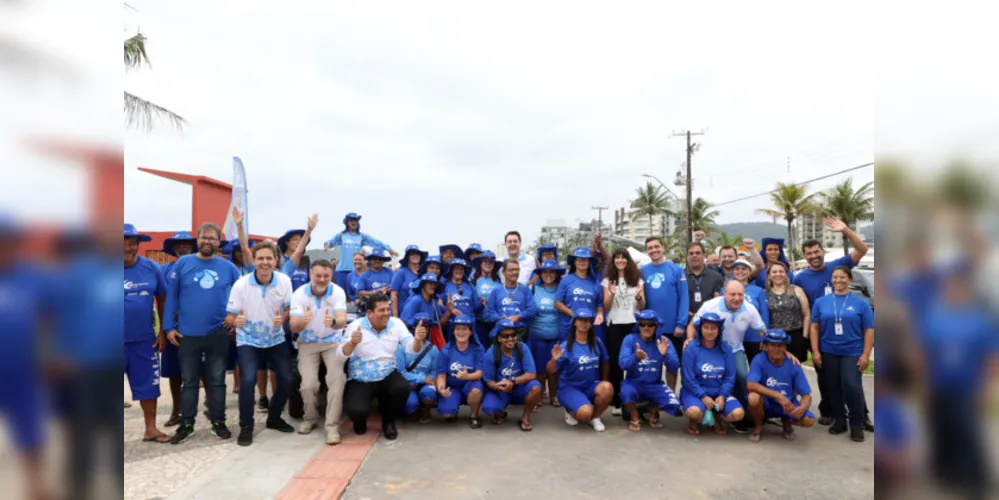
[572, 308, 596, 321]
[124, 223, 151, 242]
[491, 318, 518, 338]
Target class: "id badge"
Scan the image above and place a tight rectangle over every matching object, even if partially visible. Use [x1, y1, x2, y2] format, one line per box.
[824, 285, 833, 296]
[834, 321, 844, 336]
[694, 291, 702, 303]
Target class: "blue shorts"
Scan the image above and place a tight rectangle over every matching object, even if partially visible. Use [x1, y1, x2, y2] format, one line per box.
[161, 341, 181, 378]
[680, 389, 742, 418]
[0, 372, 43, 452]
[557, 381, 602, 414]
[124, 341, 161, 401]
[482, 380, 542, 414]
[763, 397, 816, 422]
[529, 337, 559, 372]
[438, 380, 484, 415]
[620, 380, 681, 414]
[405, 384, 439, 415]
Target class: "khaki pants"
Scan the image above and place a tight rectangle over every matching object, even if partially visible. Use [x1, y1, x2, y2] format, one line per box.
[298, 342, 346, 430]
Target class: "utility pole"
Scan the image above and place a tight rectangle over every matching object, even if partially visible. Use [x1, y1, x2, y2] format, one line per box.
[671, 129, 705, 245]
[591, 205, 608, 236]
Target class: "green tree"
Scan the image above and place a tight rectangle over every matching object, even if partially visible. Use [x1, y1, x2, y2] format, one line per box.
[125, 29, 186, 131]
[756, 182, 817, 255]
[816, 178, 874, 255]
[630, 182, 674, 238]
[714, 230, 745, 249]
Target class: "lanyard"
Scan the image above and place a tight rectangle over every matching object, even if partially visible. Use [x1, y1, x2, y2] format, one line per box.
[832, 294, 850, 324]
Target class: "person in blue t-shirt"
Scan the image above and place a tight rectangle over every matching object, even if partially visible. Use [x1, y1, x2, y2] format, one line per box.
[555, 247, 605, 341]
[357, 248, 395, 301]
[618, 310, 682, 432]
[811, 266, 874, 443]
[482, 319, 543, 431]
[396, 313, 439, 423]
[323, 212, 396, 291]
[391, 245, 426, 317]
[548, 309, 613, 432]
[530, 259, 564, 409]
[485, 259, 537, 333]
[159, 230, 197, 427]
[438, 258, 479, 342]
[746, 329, 816, 442]
[641, 236, 689, 356]
[681, 312, 746, 436]
[435, 316, 485, 428]
[163, 222, 242, 444]
[731, 259, 770, 364]
[472, 252, 502, 346]
[124, 224, 172, 443]
[401, 274, 449, 327]
[346, 252, 367, 302]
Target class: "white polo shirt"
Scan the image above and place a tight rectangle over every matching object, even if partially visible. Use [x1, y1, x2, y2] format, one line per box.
[289, 283, 348, 344]
[510, 253, 538, 285]
[226, 272, 293, 348]
[336, 317, 413, 382]
[691, 296, 766, 353]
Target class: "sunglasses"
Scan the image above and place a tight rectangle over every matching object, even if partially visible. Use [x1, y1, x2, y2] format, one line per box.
[638, 322, 657, 328]
[497, 333, 516, 339]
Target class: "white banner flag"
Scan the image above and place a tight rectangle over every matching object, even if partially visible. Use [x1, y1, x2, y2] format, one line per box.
[222, 157, 248, 242]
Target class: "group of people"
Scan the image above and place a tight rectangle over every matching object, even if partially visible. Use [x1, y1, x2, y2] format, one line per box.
[123, 209, 873, 448]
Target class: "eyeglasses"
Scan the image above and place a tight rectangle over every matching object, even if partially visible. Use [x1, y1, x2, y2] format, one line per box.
[638, 322, 657, 328]
[497, 334, 516, 339]
[199, 236, 219, 242]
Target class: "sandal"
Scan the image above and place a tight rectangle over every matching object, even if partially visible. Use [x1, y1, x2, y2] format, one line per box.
[686, 423, 701, 436]
[142, 433, 171, 443]
[782, 423, 796, 440]
[628, 420, 642, 432]
[748, 431, 762, 443]
[164, 415, 182, 427]
[493, 414, 505, 426]
[519, 420, 533, 432]
[647, 416, 663, 429]
[469, 417, 482, 429]
[552, 397, 561, 408]
[713, 424, 727, 437]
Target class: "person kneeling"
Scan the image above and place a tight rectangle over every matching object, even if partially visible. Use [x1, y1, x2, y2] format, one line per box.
[746, 329, 816, 442]
[396, 313, 439, 424]
[483, 319, 543, 431]
[548, 309, 613, 432]
[681, 313, 746, 436]
[618, 310, 682, 432]
[435, 316, 486, 428]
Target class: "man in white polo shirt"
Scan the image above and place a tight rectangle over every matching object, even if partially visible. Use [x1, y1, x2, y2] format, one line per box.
[289, 259, 348, 445]
[337, 292, 413, 440]
[224, 240, 295, 447]
[504, 230, 537, 285]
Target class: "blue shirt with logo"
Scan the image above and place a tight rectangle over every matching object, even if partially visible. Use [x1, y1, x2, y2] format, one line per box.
[163, 255, 241, 336]
[483, 342, 536, 383]
[485, 284, 537, 324]
[742, 283, 770, 342]
[555, 274, 603, 337]
[793, 255, 855, 306]
[474, 277, 501, 321]
[346, 271, 365, 301]
[555, 338, 608, 390]
[641, 261, 690, 333]
[681, 338, 736, 399]
[391, 266, 421, 309]
[124, 256, 167, 343]
[436, 342, 484, 388]
[326, 231, 391, 273]
[0, 263, 52, 373]
[401, 294, 444, 325]
[359, 268, 395, 295]
[919, 303, 999, 394]
[812, 292, 873, 356]
[280, 257, 309, 290]
[748, 354, 812, 400]
[530, 284, 560, 340]
[619, 333, 679, 384]
[439, 280, 479, 319]
[58, 256, 124, 366]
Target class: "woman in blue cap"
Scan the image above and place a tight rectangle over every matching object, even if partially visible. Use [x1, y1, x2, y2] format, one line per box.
[530, 259, 565, 408]
[396, 312, 439, 424]
[555, 247, 605, 342]
[472, 251, 501, 346]
[391, 245, 427, 317]
[160, 231, 197, 427]
[681, 312, 745, 436]
[619, 310, 681, 432]
[439, 258, 479, 342]
[435, 316, 485, 428]
[323, 212, 396, 292]
[548, 309, 613, 432]
[483, 319, 543, 430]
[747, 329, 816, 442]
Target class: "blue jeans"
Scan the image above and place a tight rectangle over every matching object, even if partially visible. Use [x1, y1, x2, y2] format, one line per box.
[237, 343, 293, 428]
[179, 328, 230, 425]
[823, 352, 865, 429]
[732, 350, 749, 408]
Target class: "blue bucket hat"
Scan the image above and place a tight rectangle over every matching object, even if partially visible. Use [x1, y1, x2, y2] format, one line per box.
[490, 318, 518, 339]
[471, 250, 499, 270]
[464, 243, 484, 258]
[762, 329, 791, 344]
[366, 247, 392, 262]
[162, 231, 196, 256]
[342, 212, 362, 225]
[399, 245, 428, 266]
[277, 229, 309, 253]
[572, 308, 596, 322]
[696, 312, 726, 338]
[420, 255, 445, 275]
[536, 243, 559, 261]
[566, 247, 595, 275]
[223, 239, 256, 255]
[444, 258, 472, 280]
[633, 309, 662, 325]
[123, 223, 151, 242]
[450, 315, 479, 345]
[438, 244, 464, 261]
[406, 312, 435, 329]
[532, 259, 566, 278]
[411, 273, 441, 293]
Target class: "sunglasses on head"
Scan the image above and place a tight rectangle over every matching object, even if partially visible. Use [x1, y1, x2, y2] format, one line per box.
[638, 321, 657, 328]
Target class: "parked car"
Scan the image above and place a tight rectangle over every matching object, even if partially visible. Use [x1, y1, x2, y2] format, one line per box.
[851, 268, 874, 310]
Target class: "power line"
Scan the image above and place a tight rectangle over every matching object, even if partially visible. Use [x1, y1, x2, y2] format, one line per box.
[712, 162, 874, 207]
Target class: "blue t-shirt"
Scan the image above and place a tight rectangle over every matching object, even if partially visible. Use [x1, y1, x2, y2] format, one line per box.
[555, 274, 603, 336]
[483, 342, 536, 383]
[58, 256, 123, 366]
[681, 339, 736, 399]
[530, 284, 560, 340]
[485, 284, 537, 325]
[555, 338, 608, 389]
[347, 271, 365, 301]
[397, 342, 439, 386]
[439, 280, 478, 319]
[163, 255, 241, 336]
[0, 264, 51, 372]
[326, 231, 391, 273]
[641, 261, 690, 334]
[401, 294, 443, 325]
[793, 255, 856, 306]
[619, 333, 680, 383]
[742, 284, 770, 342]
[919, 303, 999, 394]
[436, 342, 485, 388]
[359, 268, 395, 295]
[124, 256, 167, 343]
[748, 353, 812, 400]
[811, 292, 874, 356]
[391, 267, 421, 308]
[280, 257, 309, 290]
[474, 277, 501, 321]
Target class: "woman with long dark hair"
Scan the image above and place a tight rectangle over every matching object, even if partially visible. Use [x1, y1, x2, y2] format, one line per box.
[766, 261, 811, 363]
[547, 309, 613, 432]
[473, 251, 502, 347]
[601, 248, 646, 416]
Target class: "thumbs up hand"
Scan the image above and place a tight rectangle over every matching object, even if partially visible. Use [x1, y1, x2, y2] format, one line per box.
[323, 308, 333, 328]
[349, 325, 363, 345]
[272, 308, 284, 328]
[635, 343, 648, 361]
[414, 320, 428, 340]
[302, 305, 314, 323]
[234, 310, 247, 329]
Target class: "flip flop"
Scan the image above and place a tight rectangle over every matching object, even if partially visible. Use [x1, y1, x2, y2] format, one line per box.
[519, 420, 533, 432]
[782, 424, 796, 440]
[628, 420, 642, 432]
[469, 417, 482, 429]
[713, 424, 727, 437]
[748, 431, 762, 443]
[646, 416, 663, 429]
[164, 415, 182, 427]
[686, 423, 701, 436]
[552, 398, 561, 408]
[143, 434, 171, 443]
[124, 402, 132, 408]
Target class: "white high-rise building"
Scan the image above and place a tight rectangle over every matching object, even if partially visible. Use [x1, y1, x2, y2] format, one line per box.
[614, 196, 683, 242]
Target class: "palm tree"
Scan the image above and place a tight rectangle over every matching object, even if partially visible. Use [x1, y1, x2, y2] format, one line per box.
[714, 230, 744, 249]
[756, 182, 817, 255]
[816, 178, 874, 255]
[676, 197, 720, 237]
[630, 182, 674, 239]
[125, 30, 186, 131]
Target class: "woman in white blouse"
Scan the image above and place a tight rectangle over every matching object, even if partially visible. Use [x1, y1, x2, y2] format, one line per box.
[601, 248, 646, 416]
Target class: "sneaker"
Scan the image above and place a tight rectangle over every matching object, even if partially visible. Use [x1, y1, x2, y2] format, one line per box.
[564, 410, 579, 427]
[325, 429, 342, 445]
[354, 419, 368, 435]
[258, 396, 269, 412]
[237, 426, 253, 447]
[732, 421, 750, 434]
[589, 418, 606, 432]
[863, 416, 874, 432]
[818, 415, 834, 426]
[212, 421, 232, 440]
[298, 421, 316, 435]
[850, 427, 865, 442]
[829, 423, 848, 435]
[611, 407, 622, 417]
[170, 424, 194, 445]
[266, 418, 295, 433]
